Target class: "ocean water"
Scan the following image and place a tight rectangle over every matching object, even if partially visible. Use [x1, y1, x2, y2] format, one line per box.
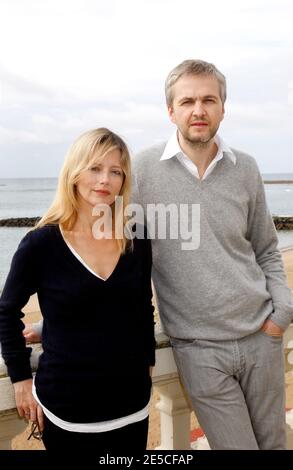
[0, 177, 57, 219]
[263, 173, 293, 181]
[0, 175, 293, 292]
[265, 184, 293, 216]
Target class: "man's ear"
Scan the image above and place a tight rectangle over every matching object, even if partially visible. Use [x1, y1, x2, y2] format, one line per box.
[221, 104, 225, 121]
[168, 105, 175, 123]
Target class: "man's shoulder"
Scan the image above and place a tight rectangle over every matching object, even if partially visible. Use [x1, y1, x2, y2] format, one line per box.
[230, 147, 260, 171]
[132, 142, 167, 167]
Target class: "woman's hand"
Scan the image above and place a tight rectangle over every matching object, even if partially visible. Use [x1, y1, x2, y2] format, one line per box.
[13, 379, 44, 431]
[23, 324, 42, 343]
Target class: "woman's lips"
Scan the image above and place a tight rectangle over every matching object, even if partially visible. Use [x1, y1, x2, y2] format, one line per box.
[94, 189, 111, 195]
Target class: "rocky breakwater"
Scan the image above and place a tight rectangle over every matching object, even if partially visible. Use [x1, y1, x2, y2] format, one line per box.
[0, 216, 293, 230]
[273, 216, 293, 230]
[0, 217, 41, 227]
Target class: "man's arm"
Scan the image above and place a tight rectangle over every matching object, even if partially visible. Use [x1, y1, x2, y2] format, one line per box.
[247, 168, 293, 331]
[23, 320, 43, 343]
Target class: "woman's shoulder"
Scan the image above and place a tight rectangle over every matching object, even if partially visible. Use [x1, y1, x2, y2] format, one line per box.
[22, 224, 59, 247]
[10, 225, 60, 263]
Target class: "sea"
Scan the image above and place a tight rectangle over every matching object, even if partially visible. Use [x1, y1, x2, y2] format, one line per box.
[0, 174, 293, 292]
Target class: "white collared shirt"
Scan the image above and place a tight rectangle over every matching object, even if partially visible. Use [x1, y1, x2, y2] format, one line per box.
[160, 132, 236, 180]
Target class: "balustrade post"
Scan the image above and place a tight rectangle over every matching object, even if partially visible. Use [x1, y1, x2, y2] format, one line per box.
[0, 409, 27, 450]
[0, 343, 42, 450]
[154, 376, 191, 450]
[152, 335, 192, 450]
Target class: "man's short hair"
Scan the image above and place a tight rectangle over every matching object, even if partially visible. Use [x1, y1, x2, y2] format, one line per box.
[165, 59, 227, 106]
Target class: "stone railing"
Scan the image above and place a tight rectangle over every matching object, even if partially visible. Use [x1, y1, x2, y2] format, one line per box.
[1, 326, 293, 450]
[0, 344, 42, 449]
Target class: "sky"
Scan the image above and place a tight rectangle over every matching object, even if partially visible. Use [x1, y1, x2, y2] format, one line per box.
[0, 0, 293, 177]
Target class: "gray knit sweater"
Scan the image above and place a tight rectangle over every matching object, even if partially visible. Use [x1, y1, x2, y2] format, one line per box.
[132, 142, 293, 340]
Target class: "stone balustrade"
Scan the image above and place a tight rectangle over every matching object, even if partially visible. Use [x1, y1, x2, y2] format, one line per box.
[0, 344, 42, 449]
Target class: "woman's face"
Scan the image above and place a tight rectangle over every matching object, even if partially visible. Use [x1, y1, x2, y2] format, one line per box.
[76, 149, 124, 209]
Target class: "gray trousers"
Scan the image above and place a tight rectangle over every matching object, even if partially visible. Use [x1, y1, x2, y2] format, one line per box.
[170, 329, 286, 450]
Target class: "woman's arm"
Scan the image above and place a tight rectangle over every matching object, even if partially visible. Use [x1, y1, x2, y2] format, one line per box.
[142, 236, 156, 368]
[13, 379, 44, 431]
[0, 231, 43, 428]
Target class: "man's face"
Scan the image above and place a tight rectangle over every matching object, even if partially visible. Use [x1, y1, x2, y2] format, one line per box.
[168, 74, 225, 146]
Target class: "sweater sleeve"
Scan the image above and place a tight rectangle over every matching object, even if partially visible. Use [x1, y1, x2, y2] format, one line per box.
[142, 236, 156, 366]
[131, 156, 143, 206]
[247, 168, 293, 330]
[131, 162, 156, 364]
[0, 231, 38, 382]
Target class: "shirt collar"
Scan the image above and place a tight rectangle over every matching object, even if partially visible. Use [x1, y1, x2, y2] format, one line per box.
[160, 131, 236, 165]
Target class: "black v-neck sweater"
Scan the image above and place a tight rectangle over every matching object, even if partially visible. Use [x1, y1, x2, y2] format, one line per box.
[0, 225, 156, 422]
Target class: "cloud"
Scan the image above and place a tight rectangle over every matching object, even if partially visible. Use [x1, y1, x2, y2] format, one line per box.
[0, 67, 58, 105]
[1, 0, 292, 101]
[224, 101, 292, 134]
[0, 125, 39, 144]
[4, 101, 169, 146]
[0, 0, 292, 176]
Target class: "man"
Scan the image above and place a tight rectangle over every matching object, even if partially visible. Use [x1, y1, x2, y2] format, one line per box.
[132, 59, 293, 449]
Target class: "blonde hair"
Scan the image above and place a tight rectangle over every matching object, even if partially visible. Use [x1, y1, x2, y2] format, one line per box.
[36, 128, 132, 254]
[165, 59, 227, 106]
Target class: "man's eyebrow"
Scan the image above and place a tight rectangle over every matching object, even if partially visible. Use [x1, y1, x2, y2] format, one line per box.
[204, 94, 218, 99]
[177, 96, 194, 103]
[177, 94, 219, 103]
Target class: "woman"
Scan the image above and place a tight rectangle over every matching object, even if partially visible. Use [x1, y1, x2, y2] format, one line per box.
[0, 128, 155, 453]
